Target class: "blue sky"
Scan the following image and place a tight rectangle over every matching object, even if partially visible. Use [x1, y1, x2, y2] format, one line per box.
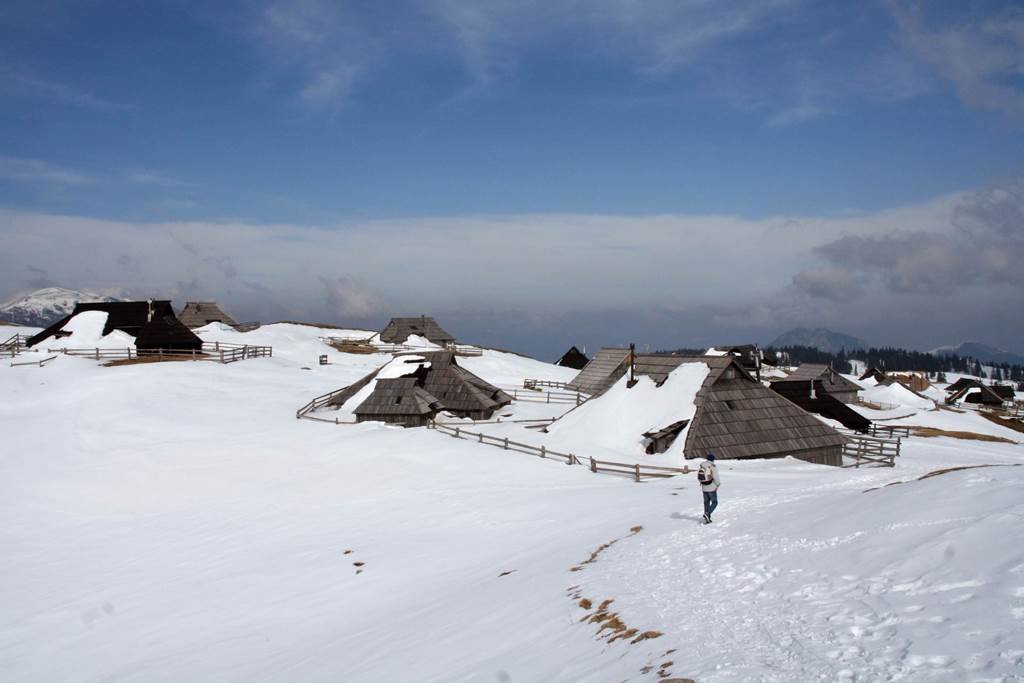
[2, 1, 1024, 357]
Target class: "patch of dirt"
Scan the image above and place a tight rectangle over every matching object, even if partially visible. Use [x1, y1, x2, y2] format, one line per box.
[907, 426, 1016, 444]
[864, 463, 1021, 492]
[104, 355, 209, 367]
[570, 525, 643, 572]
[978, 411, 1024, 435]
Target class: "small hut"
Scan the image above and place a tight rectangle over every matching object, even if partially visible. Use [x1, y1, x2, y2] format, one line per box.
[886, 371, 932, 393]
[379, 316, 456, 346]
[947, 383, 1008, 406]
[178, 301, 238, 329]
[28, 300, 181, 348]
[777, 364, 860, 404]
[620, 355, 848, 465]
[555, 346, 589, 370]
[946, 377, 982, 394]
[327, 351, 511, 426]
[770, 379, 871, 432]
[860, 366, 887, 383]
[566, 347, 631, 395]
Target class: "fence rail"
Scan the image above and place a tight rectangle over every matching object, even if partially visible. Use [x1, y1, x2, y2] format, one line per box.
[46, 344, 272, 364]
[10, 355, 56, 368]
[841, 433, 901, 468]
[839, 424, 911, 439]
[523, 379, 577, 391]
[1, 333, 31, 357]
[508, 386, 586, 405]
[429, 421, 691, 482]
[296, 386, 352, 420]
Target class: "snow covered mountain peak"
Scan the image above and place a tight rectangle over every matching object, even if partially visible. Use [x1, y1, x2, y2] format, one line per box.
[0, 287, 125, 327]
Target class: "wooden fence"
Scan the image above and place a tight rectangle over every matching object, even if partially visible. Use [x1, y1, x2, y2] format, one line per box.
[295, 386, 355, 422]
[839, 424, 911, 439]
[428, 421, 691, 482]
[841, 433, 901, 468]
[10, 355, 57, 368]
[46, 342, 272, 364]
[523, 379, 577, 391]
[1, 333, 31, 357]
[508, 386, 586, 405]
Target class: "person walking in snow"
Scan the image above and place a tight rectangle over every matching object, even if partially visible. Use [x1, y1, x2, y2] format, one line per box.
[698, 453, 721, 524]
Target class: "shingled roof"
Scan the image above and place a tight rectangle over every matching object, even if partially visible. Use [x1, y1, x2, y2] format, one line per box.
[328, 351, 510, 425]
[777, 363, 861, 398]
[378, 316, 456, 345]
[680, 357, 847, 464]
[566, 347, 630, 395]
[177, 301, 238, 329]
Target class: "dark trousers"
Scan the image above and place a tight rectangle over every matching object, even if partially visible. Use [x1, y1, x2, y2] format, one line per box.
[703, 491, 718, 518]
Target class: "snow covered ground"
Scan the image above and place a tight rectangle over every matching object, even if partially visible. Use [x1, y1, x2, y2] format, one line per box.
[2, 325, 1023, 681]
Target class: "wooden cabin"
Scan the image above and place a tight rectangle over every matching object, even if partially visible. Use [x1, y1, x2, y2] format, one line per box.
[177, 301, 238, 329]
[627, 355, 847, 466]
[555, 345, 590, 370]
[379, 316, 455, 346]
[27, 300, 200, 351]
[778, 364, 860, 404]
[327, 352, 510, 426]
[566, 347, 631, 395]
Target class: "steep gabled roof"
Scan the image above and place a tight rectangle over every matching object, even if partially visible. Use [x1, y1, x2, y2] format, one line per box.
[566, 347, 630, 394]
[134, 316, 203, 350]
[329, 351, 510, 421]
[555, 346, 590, 370]
[684, 362, 848, 460]
[378, 316, 455, 345]
[778, 364, 861, 394]
[178, 301, 238, 328]
[28, 301, 177, 347]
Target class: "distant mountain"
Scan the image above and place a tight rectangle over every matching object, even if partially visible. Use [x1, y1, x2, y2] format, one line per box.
[769, 327, 867, 353]
[931, 341, 1024, 366]
[0, 287, 124, 327]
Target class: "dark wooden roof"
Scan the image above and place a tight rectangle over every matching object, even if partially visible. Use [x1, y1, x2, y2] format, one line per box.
[946, 377, 982, 393]
[177, 301, 238, 328]
[330, 351, 511, 419]
[684, 362, 848, 460]
[134, 316, 203, 351]
[859, 366, 887, 381]
[567, 347, 630, 395]
[948, 383, 1009, 405]
[770, 380, 872, 431]
[555, 346, 590, 370]
[778, 364, 860, 395]
[28, 301, 177, 347]
[379, 317, 455, 345]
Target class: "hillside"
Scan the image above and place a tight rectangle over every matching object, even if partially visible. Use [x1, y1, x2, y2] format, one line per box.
[2, 326, 1023, 681]
[0, 287, 123, 327]
[932, 341, 1024, 366]
[770, 327, 867, 353]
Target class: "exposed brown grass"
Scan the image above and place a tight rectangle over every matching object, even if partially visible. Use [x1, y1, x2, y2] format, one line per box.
[978, 411, 1024, 435]
[908, 426, 1016, 444]
[570, 525, 644, 572]
[578, 598, 592, 610]
[104, 355, 208, 367]
[498, 570, 516, 577]
[864, 463, 1021, 491]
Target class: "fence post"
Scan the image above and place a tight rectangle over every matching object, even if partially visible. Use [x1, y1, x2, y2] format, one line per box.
[513, 389, 517, 400]
[454, 427, 460, 439]
[576, 392, 582, 405]
[896, 437, 902, 457]
[479, 432, 483, 443]
[634, 464, 641, 482]
[220, 350, 224, 363]
[95, 348, 99, 360]
[503, 437, 509, 450]
[590, 456, 596, 473]
[540, 445, 546, 458]
[546, 391, 550, 404]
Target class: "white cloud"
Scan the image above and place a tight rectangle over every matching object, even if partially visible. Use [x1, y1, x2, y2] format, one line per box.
[0, 156, 95, 185]
[2, 69, 134, 113]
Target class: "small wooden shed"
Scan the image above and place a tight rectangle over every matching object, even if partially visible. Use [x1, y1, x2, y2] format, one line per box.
[379, 316, 456, 346]
[328, 351, 511, 426]
[779, 364, 861, 404]
[178, 301, 239, 329]
[555, 346, 590, 370]
[566, 347, 631, 395]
